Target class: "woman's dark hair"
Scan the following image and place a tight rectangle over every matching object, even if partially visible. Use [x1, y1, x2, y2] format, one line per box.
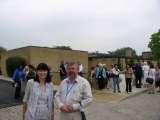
[34, 63, 51, 83]
[28, 64, 35, 70]
[150, 63, 154, 69]
[114, 64, 117, 67]
[91, 67, 95, 70]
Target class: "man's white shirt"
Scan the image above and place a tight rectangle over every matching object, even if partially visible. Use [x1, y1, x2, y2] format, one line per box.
[55, 75, 93, 111]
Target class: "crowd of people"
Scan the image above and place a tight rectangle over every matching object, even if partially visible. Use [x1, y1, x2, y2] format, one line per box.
[89, 63, 122, 93]
[88, 61, 160, 94]
[10, 60, 160, 120]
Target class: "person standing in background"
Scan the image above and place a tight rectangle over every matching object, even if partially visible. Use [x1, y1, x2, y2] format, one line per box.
[125, 64, 133, 93]
[95, 63, 106, 90]
[155, 66, 160, 92]
[0, 67, 2, 78]
[142, 62, 150, 88]
[147, 64, 156, 94]
[59, 61, 67, 81]
[77, 61, 84, 77]
[111, 64, 121, 93]
[26, 65, 36, 81]
[134, 62, 143, 88]
[89, 67, 96, 91]
[12, 65, 25, 99]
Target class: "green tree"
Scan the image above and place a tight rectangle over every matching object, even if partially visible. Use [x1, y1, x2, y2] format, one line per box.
[0, 46, 7, 53]
[148, 29, 160, 64]
[6, 56, 26, 77]
[112, 47, 137, 57]
[53, 45, 72, 50]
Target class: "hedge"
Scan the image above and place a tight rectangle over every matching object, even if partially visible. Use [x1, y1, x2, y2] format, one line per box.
[6, 56, 26, 77]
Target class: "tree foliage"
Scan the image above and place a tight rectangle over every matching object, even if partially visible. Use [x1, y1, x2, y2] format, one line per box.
[6, 56, 26, 77]
[53, 46, 72, 50]
[0, 46, 7, 53]
[111, 47, 137, 57]
[148, 30, 160, 62]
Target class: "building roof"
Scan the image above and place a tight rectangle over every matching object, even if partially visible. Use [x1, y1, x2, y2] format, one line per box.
[6, 46, 88, 53]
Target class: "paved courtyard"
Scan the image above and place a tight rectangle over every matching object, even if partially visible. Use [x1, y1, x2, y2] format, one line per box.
[0, 75, 160, 120]
[0, 93, 160, 120]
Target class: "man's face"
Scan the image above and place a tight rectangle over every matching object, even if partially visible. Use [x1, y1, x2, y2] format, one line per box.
[67, 64, 79, 79]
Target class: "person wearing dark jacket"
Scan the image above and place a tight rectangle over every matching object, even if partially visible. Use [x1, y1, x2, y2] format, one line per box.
[26, 65, 36, 81]
[59, 61, 67, 81]
[134, 62, 143, 88]
[12, 65, 25, 99]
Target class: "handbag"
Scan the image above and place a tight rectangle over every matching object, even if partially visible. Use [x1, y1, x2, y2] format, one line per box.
[146, 77, 153, 84]
[81, 111, 86, 120]
[146, 69, 154, 84]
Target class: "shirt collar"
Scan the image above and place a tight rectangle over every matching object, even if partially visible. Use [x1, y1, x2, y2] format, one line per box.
[66, 75, 79, 84]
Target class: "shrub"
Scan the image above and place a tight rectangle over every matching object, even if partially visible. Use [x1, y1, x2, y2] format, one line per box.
[6, 56, 26, 77]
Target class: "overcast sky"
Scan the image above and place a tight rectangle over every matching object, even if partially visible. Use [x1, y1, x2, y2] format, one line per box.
[0, 0, 160, 55]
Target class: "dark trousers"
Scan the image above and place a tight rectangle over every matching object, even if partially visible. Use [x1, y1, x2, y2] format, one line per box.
[97, 78, 105, 90]
[126, 78, 132, 92]
[15, 81, 21, 99]
[135, 76, 142, 88]
[105, 78, 109, 88]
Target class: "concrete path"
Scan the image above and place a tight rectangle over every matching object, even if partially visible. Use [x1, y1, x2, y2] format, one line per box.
[0, 92, 160, 120]
[0, 75, 154, 120]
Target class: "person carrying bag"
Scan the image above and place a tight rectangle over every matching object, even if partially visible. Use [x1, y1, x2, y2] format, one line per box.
[146, 64, 155, 94]
[146, 70, 154, 84]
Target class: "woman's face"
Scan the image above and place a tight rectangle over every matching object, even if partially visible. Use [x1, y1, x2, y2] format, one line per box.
[37, 69, 48, 80]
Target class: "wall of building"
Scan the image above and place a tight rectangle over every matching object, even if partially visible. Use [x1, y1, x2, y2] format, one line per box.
[142, 52, 153, 59]
[28, 47, 88, 84]
[0, 47, 30, 77]
[0, 46, 88, 85]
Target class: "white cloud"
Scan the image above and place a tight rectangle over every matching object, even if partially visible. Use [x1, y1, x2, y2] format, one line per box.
[0, 0, 160, 55]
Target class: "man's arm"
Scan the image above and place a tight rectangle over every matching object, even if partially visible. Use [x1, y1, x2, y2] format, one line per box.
[72, 80, 93, 111]
[55, 83, 64, 109]
[80, 81, 93, 107]
[55, 87, 71, 112]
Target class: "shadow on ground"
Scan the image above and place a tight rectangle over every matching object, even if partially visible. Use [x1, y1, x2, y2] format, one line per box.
[0, 80, 23, 109]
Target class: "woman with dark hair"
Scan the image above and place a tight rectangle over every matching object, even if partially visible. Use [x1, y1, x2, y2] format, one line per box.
[26, 64, 36, 81]
[23, 63, 54, 120]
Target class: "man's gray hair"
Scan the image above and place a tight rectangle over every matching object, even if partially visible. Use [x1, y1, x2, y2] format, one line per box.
[67, 61, 79, 68]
